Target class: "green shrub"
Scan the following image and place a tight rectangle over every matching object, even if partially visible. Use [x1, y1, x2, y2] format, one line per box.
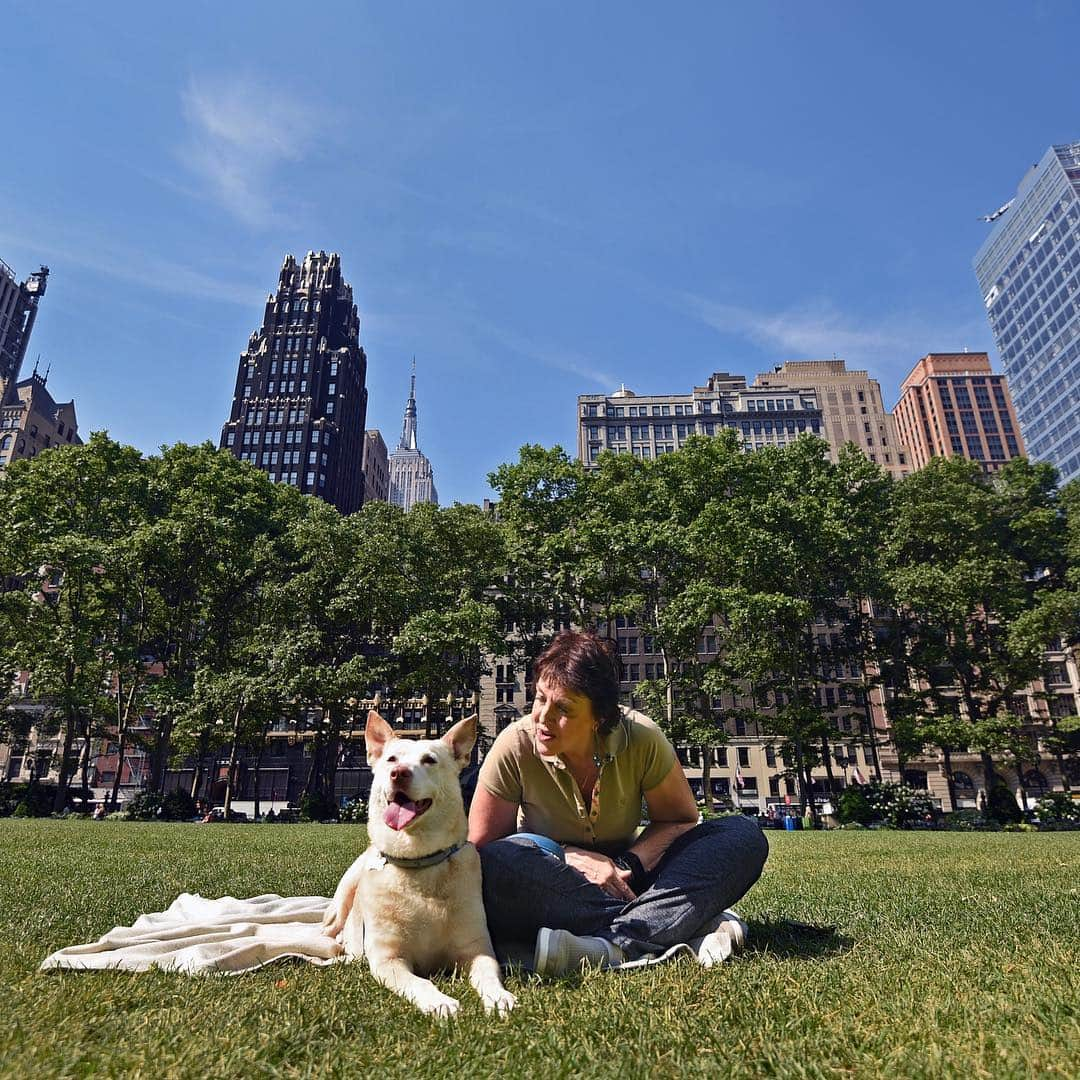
[338, 797, 368, 824]
[125, 791, 164, 821]
[160, 790, 198, 821]
[1, 782, 57, 818]
[1034, 791, 1080, 826]
[299, 791, 338, 822]
[862, 781, 937, 829]
[987, 784, 1022, 825]
[837, 787, 874, 825]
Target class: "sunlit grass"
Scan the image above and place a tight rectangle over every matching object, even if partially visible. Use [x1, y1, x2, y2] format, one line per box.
[1, 821, 1077, 1079]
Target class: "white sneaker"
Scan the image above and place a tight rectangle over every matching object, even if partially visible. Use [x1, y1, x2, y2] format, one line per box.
[534, 928, 626, 977]
[689, 909, 749, 968]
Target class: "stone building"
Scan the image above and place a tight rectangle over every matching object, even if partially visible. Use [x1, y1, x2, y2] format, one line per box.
[577, 372, 824, 465]
[362, 429, 390, 503]
[892, 352, 1025, 473]
[0, 368, 81, 471]
[0, 260, 81, 473]
[752, 359, 911, 479]
[220, 252, 369, 514]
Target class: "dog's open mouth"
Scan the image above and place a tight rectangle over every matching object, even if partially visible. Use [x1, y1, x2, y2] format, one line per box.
[384, 791, 433, 831]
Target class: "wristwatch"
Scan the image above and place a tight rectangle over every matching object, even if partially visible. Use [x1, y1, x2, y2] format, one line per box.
[612, 851, 646, 895]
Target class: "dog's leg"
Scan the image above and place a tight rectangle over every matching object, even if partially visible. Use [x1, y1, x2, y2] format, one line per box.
[369, 957, 460, 1018]
[323, 863, 362, 940]
[465, 951, 517, 1016]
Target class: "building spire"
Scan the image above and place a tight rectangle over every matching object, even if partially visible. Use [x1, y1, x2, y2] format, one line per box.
[398, 357, 419, 451]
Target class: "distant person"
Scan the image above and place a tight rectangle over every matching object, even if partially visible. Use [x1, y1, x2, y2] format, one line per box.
[469, 630, 768, 976]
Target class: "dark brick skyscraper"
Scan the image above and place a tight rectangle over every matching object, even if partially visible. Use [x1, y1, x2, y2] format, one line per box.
[220, 251, 369, 513]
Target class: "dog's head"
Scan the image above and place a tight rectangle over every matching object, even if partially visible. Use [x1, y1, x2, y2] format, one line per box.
[364, 710, 477, 854]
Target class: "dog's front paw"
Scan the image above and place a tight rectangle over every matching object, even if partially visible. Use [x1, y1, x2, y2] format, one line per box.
[416, 989, 460, 1019]
[481, 987, 517, 1016]
[321, 904, 345, 939]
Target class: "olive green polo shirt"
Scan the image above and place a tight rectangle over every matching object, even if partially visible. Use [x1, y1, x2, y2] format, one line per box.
[478, 708, 677, 852]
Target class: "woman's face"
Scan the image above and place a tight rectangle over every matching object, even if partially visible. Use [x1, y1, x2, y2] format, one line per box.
[531, 676, 598, 759]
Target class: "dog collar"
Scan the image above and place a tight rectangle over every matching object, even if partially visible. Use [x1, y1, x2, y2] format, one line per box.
[377, 842, 464, 869]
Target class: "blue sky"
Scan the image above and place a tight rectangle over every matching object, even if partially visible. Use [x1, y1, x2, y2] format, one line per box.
[3, 1, 1078, 505]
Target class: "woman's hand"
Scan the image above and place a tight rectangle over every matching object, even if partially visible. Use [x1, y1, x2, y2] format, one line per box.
[563, 846, 636, 901]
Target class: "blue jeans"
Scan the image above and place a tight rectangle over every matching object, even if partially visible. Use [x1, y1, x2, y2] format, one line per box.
[478, 815, 769, 960]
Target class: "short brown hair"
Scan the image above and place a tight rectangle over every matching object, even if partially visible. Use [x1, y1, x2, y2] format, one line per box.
[533, 630, 623, 735]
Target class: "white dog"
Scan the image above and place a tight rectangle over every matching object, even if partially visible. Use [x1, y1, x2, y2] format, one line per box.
[323, 711, 516, 1018]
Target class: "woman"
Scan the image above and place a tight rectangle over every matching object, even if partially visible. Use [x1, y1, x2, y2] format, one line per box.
[468, 629, 769, 977]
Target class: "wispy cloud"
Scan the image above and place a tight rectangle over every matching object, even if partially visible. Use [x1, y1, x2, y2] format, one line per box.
[679, 291, 992, 374]
[179, 73, 330, 227]
[0, 225, 263, 307]
[472, 318, 619, 389]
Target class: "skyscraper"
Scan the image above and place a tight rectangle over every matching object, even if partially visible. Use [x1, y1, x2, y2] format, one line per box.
[892, 353, 1024, 472]
[974, 142, 1080, 483]
[220, 251, 369, 513]
[0, 259, 48, 406]
[388, 365, 438, 511]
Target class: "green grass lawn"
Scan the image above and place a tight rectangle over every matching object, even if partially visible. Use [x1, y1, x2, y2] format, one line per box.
[1, 822, 1077, 1080]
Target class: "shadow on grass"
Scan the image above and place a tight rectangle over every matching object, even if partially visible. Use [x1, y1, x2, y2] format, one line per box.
[497, 918, 852, 977]
[746, 918, 852, 960]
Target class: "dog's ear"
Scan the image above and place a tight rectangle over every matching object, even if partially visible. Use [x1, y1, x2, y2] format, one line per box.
[365, 711, 395, 766]
[442, 714, 478, 770]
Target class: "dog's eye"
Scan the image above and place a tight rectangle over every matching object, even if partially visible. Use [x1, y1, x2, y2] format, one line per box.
[386, 755, 397, 763]
[420, 754, 437, 765]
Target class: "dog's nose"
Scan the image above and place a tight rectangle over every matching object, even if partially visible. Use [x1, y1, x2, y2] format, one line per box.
[390, 764, 412, 783]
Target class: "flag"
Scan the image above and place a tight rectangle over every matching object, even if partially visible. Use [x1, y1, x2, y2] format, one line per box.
[735, 766, 744, 789]
[852, 766, 867, 785]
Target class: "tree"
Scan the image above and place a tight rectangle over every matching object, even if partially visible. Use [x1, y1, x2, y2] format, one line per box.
[0, 433, 149, 810]
[137, 443, 284, 792]
[886, 456, 1059, 803]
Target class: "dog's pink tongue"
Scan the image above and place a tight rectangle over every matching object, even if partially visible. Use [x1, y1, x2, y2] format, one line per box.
[384, 799, 419, 831]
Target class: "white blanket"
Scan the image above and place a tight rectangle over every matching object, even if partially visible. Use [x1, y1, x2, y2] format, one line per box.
[39, 893, 343, 975]
[40, 895, 744, 976]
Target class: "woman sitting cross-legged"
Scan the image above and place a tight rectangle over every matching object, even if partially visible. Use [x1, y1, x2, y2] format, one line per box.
[468, 629, 769, 977]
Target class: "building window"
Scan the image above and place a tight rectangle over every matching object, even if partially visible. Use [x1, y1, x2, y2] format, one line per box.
[326, 402, 334, 414]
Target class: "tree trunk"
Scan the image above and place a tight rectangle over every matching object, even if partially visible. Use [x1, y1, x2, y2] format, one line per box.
[1015, 758, 1029, 814]
[52, 708, 78, 813]
[942, 745, 957, 813]
[821, 734, 837, 799]
[110, 728, 127, 812]
[700, 746, 712, 812]
[1047, 717, 1071, 792]
[78, 720, 93, 798]
[323, 706, 341, 803]
[793, 737, 809, 814]
[223, 701, 244, 818]
[109, 679, 138, 811]
[149, 715, 174, 794]
[252, 721, 269, 821]
[979, 749, 997, 807]
[190, 729, 210, 800]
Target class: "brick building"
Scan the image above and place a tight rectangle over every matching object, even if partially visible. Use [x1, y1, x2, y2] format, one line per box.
[892, 352, 1024, 472]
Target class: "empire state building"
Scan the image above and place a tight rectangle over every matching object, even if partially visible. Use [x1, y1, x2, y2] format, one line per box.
[388, 365, 438, 511]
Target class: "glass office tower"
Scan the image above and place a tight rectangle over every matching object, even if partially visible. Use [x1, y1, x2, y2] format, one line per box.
[974, 142, 1080, 483]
